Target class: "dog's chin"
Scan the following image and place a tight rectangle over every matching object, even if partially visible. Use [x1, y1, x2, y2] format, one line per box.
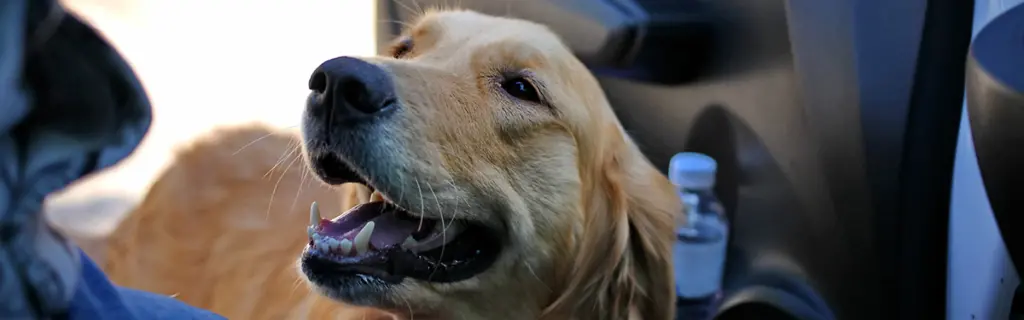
[298, 151, 505, 308]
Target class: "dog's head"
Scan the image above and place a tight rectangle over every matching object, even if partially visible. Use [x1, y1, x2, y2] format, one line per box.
[299, 10, 681, 320]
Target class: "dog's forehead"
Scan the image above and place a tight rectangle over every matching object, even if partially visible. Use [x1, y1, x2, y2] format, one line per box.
[417, 10, 567, 56]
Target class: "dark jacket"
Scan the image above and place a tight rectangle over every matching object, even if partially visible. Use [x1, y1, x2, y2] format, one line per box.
[1, 0, 148, 317]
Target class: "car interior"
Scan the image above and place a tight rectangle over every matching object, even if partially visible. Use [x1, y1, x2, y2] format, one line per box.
[375, 0, 1023, 319]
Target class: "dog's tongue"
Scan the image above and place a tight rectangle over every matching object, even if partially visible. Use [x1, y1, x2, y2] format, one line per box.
[315, 202, 422, 249]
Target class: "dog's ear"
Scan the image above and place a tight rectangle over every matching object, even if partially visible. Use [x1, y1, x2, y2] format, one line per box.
[543, 124, 680, 320]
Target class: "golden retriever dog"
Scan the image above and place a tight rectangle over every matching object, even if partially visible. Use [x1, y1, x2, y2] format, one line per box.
[100, 9, 682, 320]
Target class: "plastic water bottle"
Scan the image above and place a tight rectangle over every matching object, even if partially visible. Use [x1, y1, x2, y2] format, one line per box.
[669, 152, 729, 320]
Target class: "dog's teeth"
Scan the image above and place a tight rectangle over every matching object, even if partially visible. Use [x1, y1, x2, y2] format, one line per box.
[401, 236, 417, 251]
[309, 202, 322, 227]
[339, 239, 353, 255]
[354, 222, 375, 255]
[314, 237, 330, 252]
[370, 191, 384, 202]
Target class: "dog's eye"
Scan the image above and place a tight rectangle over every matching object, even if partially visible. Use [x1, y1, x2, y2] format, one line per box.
[391, 38, 413, 59]
[500, 77, 541, 103]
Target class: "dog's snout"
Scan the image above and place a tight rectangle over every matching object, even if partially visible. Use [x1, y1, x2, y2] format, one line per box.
[309, 56, 395, 119]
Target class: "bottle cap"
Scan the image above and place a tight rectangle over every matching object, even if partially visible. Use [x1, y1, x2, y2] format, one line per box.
[669, 152, 718, 189]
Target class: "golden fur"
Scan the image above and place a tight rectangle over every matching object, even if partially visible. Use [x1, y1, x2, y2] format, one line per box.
[99, 125, 391, 319]
[98, 9, 682, 320]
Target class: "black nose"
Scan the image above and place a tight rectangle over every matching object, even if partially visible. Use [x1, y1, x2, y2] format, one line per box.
[308, 57, 396, 120]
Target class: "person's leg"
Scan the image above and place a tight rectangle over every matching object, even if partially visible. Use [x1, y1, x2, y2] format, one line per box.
[66, 251, 226, 320]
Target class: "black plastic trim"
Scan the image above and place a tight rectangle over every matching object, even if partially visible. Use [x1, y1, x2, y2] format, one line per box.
[892, 0, 975, 318]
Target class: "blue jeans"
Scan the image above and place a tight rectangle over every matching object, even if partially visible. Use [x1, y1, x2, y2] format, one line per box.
[65, 252, 225, 320]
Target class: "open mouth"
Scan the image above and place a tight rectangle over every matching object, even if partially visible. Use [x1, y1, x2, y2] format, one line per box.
[302, 153, 502, 284]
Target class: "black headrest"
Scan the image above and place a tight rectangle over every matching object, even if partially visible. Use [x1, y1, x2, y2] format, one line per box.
[967, 3, 1024, 270]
